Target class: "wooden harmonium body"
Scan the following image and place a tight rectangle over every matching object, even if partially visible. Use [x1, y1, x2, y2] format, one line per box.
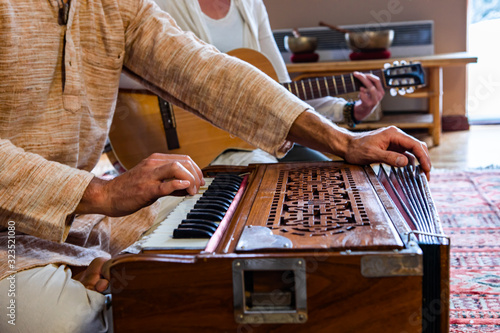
[108, 161, 449, 333]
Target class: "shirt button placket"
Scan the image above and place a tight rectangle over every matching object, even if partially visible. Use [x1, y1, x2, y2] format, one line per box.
[62, 2, 81, 113]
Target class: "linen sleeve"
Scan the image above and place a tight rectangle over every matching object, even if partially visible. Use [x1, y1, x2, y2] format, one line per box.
[0, 140, 94, 243]
[119, 0, 312, 158]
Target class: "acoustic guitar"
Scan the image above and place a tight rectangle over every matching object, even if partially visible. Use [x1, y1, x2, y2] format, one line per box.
[108, 48, 425, 170]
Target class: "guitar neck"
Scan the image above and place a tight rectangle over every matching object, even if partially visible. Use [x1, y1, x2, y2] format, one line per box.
[282, 69, 384, 100]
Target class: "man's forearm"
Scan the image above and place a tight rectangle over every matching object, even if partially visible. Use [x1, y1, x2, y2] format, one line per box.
[287, 110, 353, 159]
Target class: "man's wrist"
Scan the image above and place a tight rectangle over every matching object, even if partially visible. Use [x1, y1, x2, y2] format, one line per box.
[288, 109, 354, 160]
[329, 123, 354, 159]
[74, 176, 109, 215]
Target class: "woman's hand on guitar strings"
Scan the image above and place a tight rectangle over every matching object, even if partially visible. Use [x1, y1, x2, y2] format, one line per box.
[75, 154, 204, 217]
[352, 71, 385, 122]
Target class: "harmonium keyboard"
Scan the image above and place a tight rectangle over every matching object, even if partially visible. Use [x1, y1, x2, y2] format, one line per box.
[107, 161, 450, 333]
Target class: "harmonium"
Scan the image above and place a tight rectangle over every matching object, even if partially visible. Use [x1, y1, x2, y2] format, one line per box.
[107, 161, 450, 332]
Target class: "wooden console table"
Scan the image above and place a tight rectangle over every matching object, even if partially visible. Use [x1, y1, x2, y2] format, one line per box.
[286, 52, 477, 146]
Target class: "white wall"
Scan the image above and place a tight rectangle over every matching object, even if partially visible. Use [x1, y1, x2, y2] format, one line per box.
[264, 0, 469, 117]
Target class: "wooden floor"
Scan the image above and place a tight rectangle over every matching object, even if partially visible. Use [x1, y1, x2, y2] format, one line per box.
[416, 124, 500, 170]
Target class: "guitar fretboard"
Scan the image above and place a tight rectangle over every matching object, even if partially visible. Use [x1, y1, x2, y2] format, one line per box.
[282, 69, 384, 100]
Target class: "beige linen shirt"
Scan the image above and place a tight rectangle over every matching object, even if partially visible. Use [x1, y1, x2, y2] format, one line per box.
[0, 0, 311, 280]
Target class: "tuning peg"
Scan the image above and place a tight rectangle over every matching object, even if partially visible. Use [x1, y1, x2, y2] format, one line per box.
[390, 88, 398, 97]
[400, 60, 407, 65]
[384, 63, 392, 69]
[393, 60, 400, 66]
[398, 88, 406, 96]
[406, 87, 415, 94]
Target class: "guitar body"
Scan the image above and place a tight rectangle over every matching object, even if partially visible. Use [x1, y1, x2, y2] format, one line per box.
[109, 49, 278, 170]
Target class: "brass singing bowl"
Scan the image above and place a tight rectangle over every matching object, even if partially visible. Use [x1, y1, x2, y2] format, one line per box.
[284, 36, 318, 54]
[345, 30, 394, 52]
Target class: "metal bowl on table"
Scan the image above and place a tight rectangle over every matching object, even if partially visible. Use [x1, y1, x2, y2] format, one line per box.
[284, 36, 318, 54]
[345, 30, 394, 52]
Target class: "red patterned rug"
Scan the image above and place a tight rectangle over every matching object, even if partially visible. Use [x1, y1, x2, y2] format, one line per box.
[429, 168, 500, 332]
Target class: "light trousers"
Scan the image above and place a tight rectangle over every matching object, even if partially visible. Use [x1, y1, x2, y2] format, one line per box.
[0, 264, 111, 333]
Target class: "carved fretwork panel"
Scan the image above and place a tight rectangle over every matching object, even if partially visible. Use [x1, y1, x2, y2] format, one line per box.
[243, 162, 403, 251]
[266, 166, 370, 237]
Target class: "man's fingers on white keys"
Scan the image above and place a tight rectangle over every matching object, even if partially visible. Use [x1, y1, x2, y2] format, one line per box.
[155, 161, 200, 196]
[160, 178, 192, 196]
[148, 153, 204, 190]
[175, 155, 204, 187]
[156, 154, 205, 188]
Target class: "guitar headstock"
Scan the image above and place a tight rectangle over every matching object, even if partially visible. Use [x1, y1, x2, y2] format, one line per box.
[382, 61, 426, 96]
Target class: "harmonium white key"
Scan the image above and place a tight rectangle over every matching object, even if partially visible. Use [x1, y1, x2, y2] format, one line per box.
[140, 173, 247, 251]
